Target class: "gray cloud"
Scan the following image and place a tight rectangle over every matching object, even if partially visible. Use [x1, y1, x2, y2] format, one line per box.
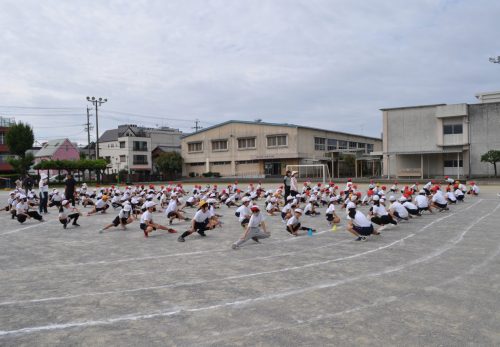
[0, 0, 499, 143]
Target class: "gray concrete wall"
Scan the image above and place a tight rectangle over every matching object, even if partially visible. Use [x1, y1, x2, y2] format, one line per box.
[469, 102, 500, 177]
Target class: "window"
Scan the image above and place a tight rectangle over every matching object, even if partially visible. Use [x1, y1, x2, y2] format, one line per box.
[314, 137, 326, 151]
[212, 140, 228, 151]
[119, 141, 125, 148]
[212, 161, 231, 166]
[327, 139, 337, 151]
[238, 137, 256, 149]
[236, 160, 259, 164]
[358, 143, 366, 149]
[267, 135, 287, 147]
[338, 140, 347, 150]
[120, 155, 126, 163]
[443, 124, 463, 135]
[349, 141, 357, 149]
[444, 160, 463, 167]
[189, 162, 205, 166]
[133, 155, 148, 165]
[188, 142, 203, 153]
[367, 144, 374, 153]
[105, 156, 111, 164]
[133, 141, 148, 151]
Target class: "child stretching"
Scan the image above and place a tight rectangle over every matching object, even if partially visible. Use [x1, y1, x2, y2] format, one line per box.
[232, 205, 270, 249]
[100, 203, 134, 233]
[140, 201, 177, 238]
[178, 200, 212, 242]
[58, 200, 81, 229]
[286, 208, 316, 236]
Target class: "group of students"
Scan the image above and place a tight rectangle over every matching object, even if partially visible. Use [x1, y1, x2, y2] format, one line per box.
[1, 175, 482, 247]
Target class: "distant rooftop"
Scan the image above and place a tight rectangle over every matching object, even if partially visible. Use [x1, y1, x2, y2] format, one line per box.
[0, 116, 15, 127]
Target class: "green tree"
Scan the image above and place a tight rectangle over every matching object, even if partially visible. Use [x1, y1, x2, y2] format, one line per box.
[5, 122, 34, 157]
[7, 153, 34, 175]
[154, 152, 183, 179]
[481, 150, 500, 177]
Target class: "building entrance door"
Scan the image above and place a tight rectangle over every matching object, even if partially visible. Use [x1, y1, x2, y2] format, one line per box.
[264, 162, 282, 176]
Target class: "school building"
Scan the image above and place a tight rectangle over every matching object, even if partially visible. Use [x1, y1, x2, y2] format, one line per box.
[382, 91, 500, 179]
[181, 120, 382, 178]
[0, 117, 15, 174]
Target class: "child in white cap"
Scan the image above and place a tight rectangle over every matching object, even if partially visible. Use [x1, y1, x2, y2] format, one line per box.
[58, 200, 81, 229]
[286, 208, 316, 236]
[100, 203, 134, 232]
[232, 205, 270, 249]
[140, 201, 176, 238]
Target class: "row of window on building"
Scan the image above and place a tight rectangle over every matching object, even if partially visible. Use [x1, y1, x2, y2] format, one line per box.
[187, 135, 287, 153]
[189, 159, 259, 167]
[314, 137, 374, 153]
[106, 141, 148, 151]
[104, 154, 148, 166]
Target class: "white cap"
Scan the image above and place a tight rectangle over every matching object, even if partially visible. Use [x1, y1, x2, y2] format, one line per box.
[380, 198, 385, 203]
[330, 196, 336, 202]
[346, 201, 356, 209]
[294, 208, 303, 214]
[242, 197, 250, 203]
[286, 196, 294, 201]
[399, 196, 407, 202]
[123, 204, 132, 212]
[420, 189, 426, 194]
[62, 200, 69, 205]
[372, 195, 380, 201]
[389, 195, 396, 201]
[171, 193, 177, 198]
[145, 201, 156, 209]
[350, 195, 357, 202]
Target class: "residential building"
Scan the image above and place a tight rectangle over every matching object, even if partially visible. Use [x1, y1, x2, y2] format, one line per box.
[98, 124, 182, 177]
[181, 120, 382, 178]
[382, 93, 500, 178]
[34, 138, 81, 176]
[0, 117, 15, 173]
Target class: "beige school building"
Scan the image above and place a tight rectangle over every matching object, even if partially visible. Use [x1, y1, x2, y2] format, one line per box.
[181, 120, 382, 178]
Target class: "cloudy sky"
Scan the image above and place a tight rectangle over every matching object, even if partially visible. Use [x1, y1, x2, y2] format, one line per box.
[0, 0, 498, 144]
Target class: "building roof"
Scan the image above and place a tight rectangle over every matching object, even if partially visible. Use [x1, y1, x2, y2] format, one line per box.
[35, 139, 71, 157]
[379, 104, 446, 111]
[152, 145, 181, 152]
[181, 120, 381, 141]
[99, 129, 119, 143]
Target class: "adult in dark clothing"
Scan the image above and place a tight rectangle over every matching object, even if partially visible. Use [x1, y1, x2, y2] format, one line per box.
[23, 175, 34, 193]
[283, 170, 291, 201]
[65, 174, 77, 207]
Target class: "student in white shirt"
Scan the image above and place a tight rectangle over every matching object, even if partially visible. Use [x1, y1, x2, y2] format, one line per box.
[100, 203, 134, 232]
[446, 189, 457, 204]
[266, 198, 279, 216]
[454, 186, 465, 202]
[431, 186, 449, 211]
[388, 196, 409, 221]
[235, 197, 252, 228]
[415, 190, 433, 214]
[165, 194, 189, 225]
[400, 197, 421, 217]
[87, 195, 110, 215]
[232, 205, 270, 249]
[303, 200, 320, 216]
[346, 203, 379, 241]
[58, 200, 81, 229]
[178, 200, 212, 242]
[140, 201, 176, 238]
[325, 202, 340, 226]
[16, 196, 44, 223]
[286, 209, 316, 236]
[369, 195, 397, 228]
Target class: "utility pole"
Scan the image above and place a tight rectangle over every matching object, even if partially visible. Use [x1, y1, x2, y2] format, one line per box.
[86, 96, 108, 159]
[84, 107, 94, 159]
[192, 119, 203, 132]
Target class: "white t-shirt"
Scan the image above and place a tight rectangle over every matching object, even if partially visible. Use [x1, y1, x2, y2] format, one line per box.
[96, 199, 108, 209]
[454, 189, 464, 197]
[236, 205, 251, 222]
[352, 210, 372, 228]
[415, 195, 429, 208]
[193, 209, 211, 223]
[58, 206, 72, 219]
[140, 211, 153, 224]
[403, 201, 418, 210]
[248, 212, 265, 228]
[372, 204, 388, 217]
[287, 215, 300, 227]
[119, 209, 130, 219]
[165, 200, 178, 214]
[266, 202, 274, 211]
[447, 191, 457, 201]
[390, 201, 408, 218]
[432, 191, 447, 205]
[326, 203, 336, 215]
[16, 202, 28, 214]
[39, 179, 48, 193]
[303, 203, 313, 214]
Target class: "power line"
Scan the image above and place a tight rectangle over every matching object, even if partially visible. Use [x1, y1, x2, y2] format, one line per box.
[0, 105, 82, 110]
[192, 119, 203, 132]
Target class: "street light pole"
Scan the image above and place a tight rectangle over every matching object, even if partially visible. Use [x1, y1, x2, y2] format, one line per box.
[86, 96, 108, 159]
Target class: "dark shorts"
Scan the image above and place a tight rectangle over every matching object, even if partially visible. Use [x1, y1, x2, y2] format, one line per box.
[407, 208, 419, 215]
[353, 225, 374, 236]
[140, 223, 155, 231]
[305, 211, 311, 216]
[194, 220, 209, 231]
[167, 211, 177, 218]
[112, 216, 128, 226]
[281, 212, 287, 219]
[240, 218, 249, 227]
[326, 213, 333, 222]
[434, 202, 447, 209]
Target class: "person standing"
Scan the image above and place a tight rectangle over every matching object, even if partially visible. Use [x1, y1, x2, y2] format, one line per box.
[64, 173, 77, 207]
[39, 173, 49, 214]
[283, 170, 291, 201]
[290, 171, 299, 197]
